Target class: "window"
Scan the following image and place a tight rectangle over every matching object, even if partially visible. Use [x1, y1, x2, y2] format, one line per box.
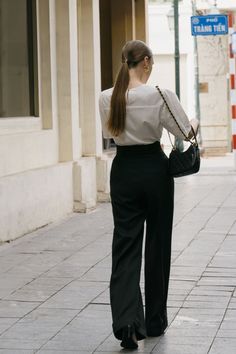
[0, 0, 38, 118]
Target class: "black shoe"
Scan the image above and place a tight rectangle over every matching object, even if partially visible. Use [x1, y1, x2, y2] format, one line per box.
[146, 325, 166, 337]
[147, 312, 168, 337]
[120, 324, 138, 350]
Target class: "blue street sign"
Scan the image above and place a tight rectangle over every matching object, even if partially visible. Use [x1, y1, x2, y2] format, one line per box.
[191, 14, 228, 36]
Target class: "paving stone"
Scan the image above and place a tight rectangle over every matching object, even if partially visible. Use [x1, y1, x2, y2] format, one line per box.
[0, 350, 34, 354]
[217, 329, 236, 338]
[38, 351, 91, 354]
[197, 276, 236, 287]
[0, 318, 19, 335]
[95, 255, 112, 268]
[0, 339, 42, 350]
[165, 326, 217, 337]
[190, 285, 235, 294]
[203, 269, 236, 277]
[96, 333, 159, 353]
[182, 300, 228, 309]
[4, 251, 73, 278]
[156, 334, 213, 346]
[152, 343, 210, 354]
[209, 338, 236, 354]
[209, 255, 236, 268]
[194, 231, 226, 241]
[229, 222, 236, 235]
[173, 254, 212, 267]
[224, 309, 236, 321]
[40, 281, 108, 310]
[228, 298, 236, 309]
[65, 249, 111, 268]
[168, 294, 187, 302]
[169, 280, 196, 290]
[168, 288, 191, 296]
[170, 266, 205, 277]
[43, 263, 90, 278]
[219, 320, 236, 330]
[91, 288, 110, 305]
[0, 301, 39, 318]
[0, 308, 78, 343]
[170, 275, 199, 282]
[94, 352, 125, 354]
[41, 305, 111, 352]
[0, 275, 35, 294]
[183, 239, 221, 256]
[4, 277, 74, 302]
[177, 307, 225, 320]
[79, 267, 111, 282]
[171, 315, 220, 329]
[167, 300, 184, 308]
[165, 307, 179, 324]
[189, 288, 232, 298]
[185, 294, 230, 303]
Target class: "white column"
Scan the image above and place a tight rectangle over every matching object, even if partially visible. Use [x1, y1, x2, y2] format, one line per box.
[56, 0, 81, 162]
[78, 0, 103, 157]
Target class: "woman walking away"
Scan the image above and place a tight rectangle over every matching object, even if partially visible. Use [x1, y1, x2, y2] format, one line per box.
[99, 40, 199, 350]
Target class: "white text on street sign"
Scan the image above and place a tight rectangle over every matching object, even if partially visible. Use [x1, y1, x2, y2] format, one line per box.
[191, 15, 228, 36]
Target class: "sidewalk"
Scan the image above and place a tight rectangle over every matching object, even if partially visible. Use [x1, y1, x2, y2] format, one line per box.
[0, 155, 236, 354]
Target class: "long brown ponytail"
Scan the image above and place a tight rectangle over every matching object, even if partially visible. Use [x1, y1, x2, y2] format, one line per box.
[107, 40, 153, 137]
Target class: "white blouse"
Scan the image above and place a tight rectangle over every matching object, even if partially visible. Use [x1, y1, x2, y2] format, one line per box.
[99, 84, 191, 146]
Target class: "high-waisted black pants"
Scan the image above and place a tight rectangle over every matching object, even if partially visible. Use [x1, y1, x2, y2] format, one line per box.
[109, 141, 174, 340]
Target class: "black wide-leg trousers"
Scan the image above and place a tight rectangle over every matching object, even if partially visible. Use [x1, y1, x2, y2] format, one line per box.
[109, 141, 174, 340]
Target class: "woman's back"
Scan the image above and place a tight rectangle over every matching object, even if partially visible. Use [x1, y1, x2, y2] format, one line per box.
[99, 84, 191, 146]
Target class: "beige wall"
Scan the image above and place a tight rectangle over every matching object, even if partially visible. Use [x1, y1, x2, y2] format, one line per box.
[0, 0, 59, 179]
[0, 0, 148, 242]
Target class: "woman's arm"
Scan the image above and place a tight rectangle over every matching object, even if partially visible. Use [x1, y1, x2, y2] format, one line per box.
[188, 118, 199, 139]
[159, 89, 200, 141]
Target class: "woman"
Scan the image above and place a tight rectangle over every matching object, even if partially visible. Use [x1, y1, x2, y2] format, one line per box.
[99, 40, 199, 350]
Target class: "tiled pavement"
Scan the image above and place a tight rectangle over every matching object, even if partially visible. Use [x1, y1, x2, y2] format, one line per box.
[0, 154, 236, 353]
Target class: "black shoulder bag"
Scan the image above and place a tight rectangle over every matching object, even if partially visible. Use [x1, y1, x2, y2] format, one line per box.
[156, 86, 200, 178]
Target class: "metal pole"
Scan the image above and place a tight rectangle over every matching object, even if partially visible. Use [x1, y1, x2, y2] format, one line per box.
[174, 0, 180, 99]
[173, 0, 183, 150]
[192, 0, 203, 148]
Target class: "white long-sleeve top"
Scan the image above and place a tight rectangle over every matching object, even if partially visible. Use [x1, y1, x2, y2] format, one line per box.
[99, 84, 191, 146]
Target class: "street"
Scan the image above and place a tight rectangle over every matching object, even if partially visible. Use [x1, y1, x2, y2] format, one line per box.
[0, 154, 236, 354]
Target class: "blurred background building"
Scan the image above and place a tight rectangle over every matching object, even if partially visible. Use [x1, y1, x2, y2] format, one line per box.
[0, 0, 236, 242]
[148, 0, 236, 155]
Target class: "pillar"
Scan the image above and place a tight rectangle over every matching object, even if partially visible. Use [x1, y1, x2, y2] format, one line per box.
[77, 0, 103, 157]
[55, 0, 81, 162]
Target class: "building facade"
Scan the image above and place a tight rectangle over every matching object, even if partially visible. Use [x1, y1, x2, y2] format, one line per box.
[0, 0, 148, 242]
